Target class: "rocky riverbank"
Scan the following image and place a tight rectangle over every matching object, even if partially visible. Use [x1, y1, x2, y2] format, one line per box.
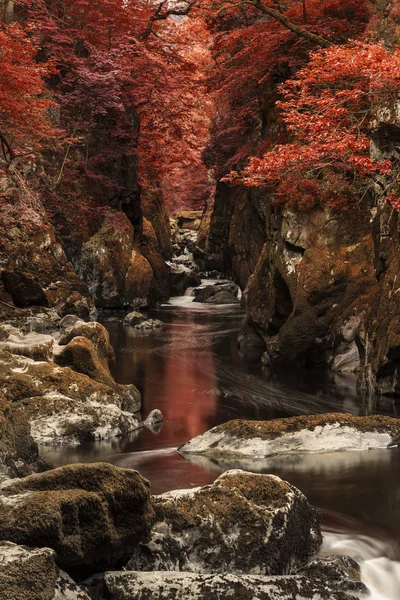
[0, 466, 368, 600]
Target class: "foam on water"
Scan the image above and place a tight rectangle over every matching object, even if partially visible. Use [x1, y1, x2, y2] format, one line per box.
[322, 532, 400, 599]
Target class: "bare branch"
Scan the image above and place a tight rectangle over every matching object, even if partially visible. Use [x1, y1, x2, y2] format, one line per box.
[244, 0, 330, 46]
[140, 1, 197, 40]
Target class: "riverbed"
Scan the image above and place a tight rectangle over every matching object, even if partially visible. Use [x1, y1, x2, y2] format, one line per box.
[41, 293, 400, 599]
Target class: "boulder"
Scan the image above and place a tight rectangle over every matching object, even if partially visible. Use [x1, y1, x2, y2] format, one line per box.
[194, 283, 239, 304]
[0, 352, 141, 445]
[58, 321, 115, 371]
[131, 319, 163, 331]
[203, 290, 240, 305]
[144, 409, 164, 428]
[127, 470, 321, 575]
[0, 542, 91, 600]
[176, 210, 203, 230]
[179, 413, 400, 458]
[18, 394, 142, 446]
[170, 265, 201, 297]
[102, 568, 366, 600]
[123, 311, 147, 326]
[0, 463, 154, 571]
[54, 337, 114, 387]
[1, 270, 49, 308]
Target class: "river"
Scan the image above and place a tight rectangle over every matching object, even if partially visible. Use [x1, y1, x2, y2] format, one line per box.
[40, 292, 400, 599]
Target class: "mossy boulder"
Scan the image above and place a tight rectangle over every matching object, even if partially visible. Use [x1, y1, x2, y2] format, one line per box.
[0, 542, 91, 600]
[0, 463, 154, 571]
[58, 321, 115, 370]
[54, 336, 115, 387]
[127, 470, 321, 576]
[179, 413, 400, 458]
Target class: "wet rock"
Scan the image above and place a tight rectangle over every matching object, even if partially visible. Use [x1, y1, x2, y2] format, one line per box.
[144, 409, 164, 429]
[193, 285, 216, 302]
[2, 270, 49, 308]
[179, 413, 400, 458]
[170, 264, 201, 297]
[127, 470, 321, 575]
[19, 394, 142, 445]
[102, 569, 365, 600]
[0, 463, 154, 571]
[131, 319, 163, 331]
[299, 555, 366, 596]
[123, 311, 147, 326]
[203, 290, 240, 305]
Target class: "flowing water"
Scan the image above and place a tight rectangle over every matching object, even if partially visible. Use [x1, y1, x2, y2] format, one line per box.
[41, 291, 400, 598]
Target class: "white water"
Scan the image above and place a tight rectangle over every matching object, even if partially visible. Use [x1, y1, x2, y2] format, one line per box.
[322, 532, 400, 599]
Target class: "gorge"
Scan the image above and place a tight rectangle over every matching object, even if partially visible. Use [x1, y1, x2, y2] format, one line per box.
[2, 0, 400, 598]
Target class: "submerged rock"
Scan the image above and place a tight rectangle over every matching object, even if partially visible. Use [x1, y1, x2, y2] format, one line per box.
[179, 413, 400, 458]
[102, 569, 364, 600]
[0, 463, 154, 571]
[123, 311, 147, 326]
[127, 470, 321, 575]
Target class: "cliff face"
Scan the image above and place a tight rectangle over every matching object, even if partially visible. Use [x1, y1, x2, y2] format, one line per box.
[198, 182, 266, 289]
[0, 153, 171, 318]
[201, 135, 400, 400]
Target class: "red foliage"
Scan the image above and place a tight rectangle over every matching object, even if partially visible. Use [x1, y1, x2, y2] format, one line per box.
[0, 22, 60, 163]
[227, 42, 400, 209]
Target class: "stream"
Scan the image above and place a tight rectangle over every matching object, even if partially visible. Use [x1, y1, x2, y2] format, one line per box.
[40, 291, 400, 599]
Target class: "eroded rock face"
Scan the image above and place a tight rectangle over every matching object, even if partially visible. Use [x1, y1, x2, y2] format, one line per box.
[127, 470, 321, 576]
[0, 463, 154, 571]
[102, 569, 365, 600]
[2, 271, 49, 309]
[179, 414, 400, 458]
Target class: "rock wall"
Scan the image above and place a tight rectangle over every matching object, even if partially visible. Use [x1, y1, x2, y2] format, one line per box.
[198, 182, 266, 289]
[202, 160, 400, 400]
[0, 158, 171, 316]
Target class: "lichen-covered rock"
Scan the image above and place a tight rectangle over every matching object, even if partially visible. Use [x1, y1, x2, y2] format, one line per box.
[0, 463, 154, 571]
[179, 414, 400, 458]
[0, 352, 141, 445]
[127, 470, 321, 575]
[144, 409, 164, 428]
[17, 394, 142, 445]
[54, 337, 115, 387]
[130, 319, 163, 332]
[58, 321, 115, 369]
[0, 542, 91, 600]
[102, 569, 364, 600]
